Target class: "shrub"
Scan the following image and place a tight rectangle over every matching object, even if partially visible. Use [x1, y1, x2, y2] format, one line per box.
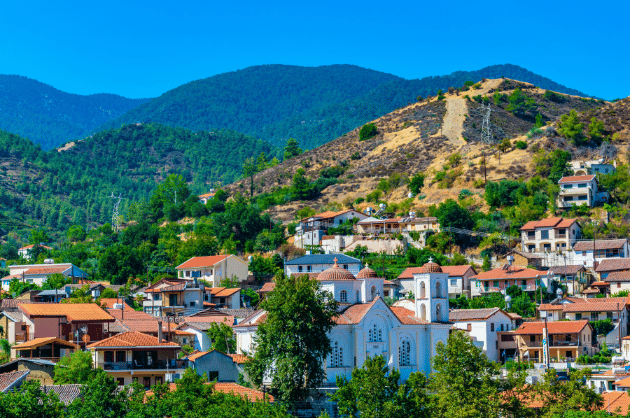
[464, 95, 471, 101]
[408, 173, 425, 195]
[366, 190, 382, 202]
[354, 197, 365, 204]
[464, 81, 475, 87]
[472, 83, 481, 89]
[458, 189, 472, 200]
[543, 90, 567, 103]
[514, 140, 527, 149]
[558, 110, 585, 144]
[350, 151, 360, 160]
[359, 123, 378, 141]
[497, 138, 512, 153]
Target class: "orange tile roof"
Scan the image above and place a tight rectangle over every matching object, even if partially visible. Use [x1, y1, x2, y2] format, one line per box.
[574, 239, 628, 251]
[22, 266, 70, 275]
[176, 256, 229, 269]
[181, 315, 234, 325]
[213, 288, 241, 297]
[592, 281, 609, 286]
[562, 300, 626, 313]
[514, 320, 590, 335]
[259, 282, 275, 293]
[87, 332, 179, 349]
[596, 259, 630, 273]
[441, 265, 476, 276]
[334, 301, 376, 325]
[602, 391, 630, 415]
[558, 174, 596, 183]
[390, 306, 426, 324]
[19, 244, 53, 250]
[614, 376, 630, 387]
[147, 382, 273, 402]
[19, 303, 114, 322]
[538, 303, 564, 311]
[187, 351, 209, 362]
[227, 354, 249, 364]
[519, 217, 577, 230]
[472, 266, 546, 281]
[100, 299, 134, 310]
[12, 337, 77, 350]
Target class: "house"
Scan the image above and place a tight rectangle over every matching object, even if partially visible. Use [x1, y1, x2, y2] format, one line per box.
[284, 253, 362, 277]
[198, 190, 215, 204]
[0, 358, 56, 385]
[17, 303, 115, 350]
[234, 260, 452, 384]
[450, 308, 516, 362]
[470, 265, 551, 297]
[176, 255, 249, 286]
[606, 271, 630, 293]
[355, 217, 402, 235]
[10, 337, 77, 361]
[537, 297, 628, 348]
[17, 244, 53, 260]
[557, 175, 609, 208]
[0, 370, 30, 393]
[547, 265, 589, 295]
[519, 217, 581, 253]
[294, 209, 368, 249]
[87, 331, 186, 388]
[596, 259, 630, 280]
[397, 216, 440, 233]
[2, 263, 89, 291]
[32, 290, 68, 303]
[513, 320, 595, 362]
[570, 159, 616, 176]
[187, 350, 241, 382]
[176, 310, 235, 351]
[398, 265, 477, 298]
[143, 278, 205, 317]
[572, 239, 630, 268]
[205, 287, 241, 309]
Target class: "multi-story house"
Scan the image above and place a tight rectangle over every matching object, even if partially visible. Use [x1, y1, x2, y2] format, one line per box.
[87, 331, 187, 388]
[596, 259, 630, 280]
[570, 159, 616, 176]
[294, 209, 368, 249]
[284, 253, 362, 277]
[557, 175, 609, 208]
[512, 320, 595, 362]
[470, 265, 551, 297]
[2, 262, 89, 291]
[519, 217, 581, 253]
[176, 255, 249, 286]
[450, 308, 516, 362]
[398, 265, 476, 298]
[235, 260, 452, 384]
[572, 239, 630, 268]
[143, 278, 205, 317]
[548, 265, 588, 295]
[355, 217, 401, 235]
[397, 216, 440, 233]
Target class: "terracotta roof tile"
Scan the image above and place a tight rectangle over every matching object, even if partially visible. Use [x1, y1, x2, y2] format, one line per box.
[334, 301, 376, 325]
[471, 266, 546, 281]
[574, 239, 628, 251]
[213, 288, 240, 297]
[187, 351, 209, 362]
[538, 304, 564, 311]
[441, 265, 476, 276]
[259, 282, 275, 293]
[558, 174, 596, 183]
[176, 256, 229, 269]
[519, 217, 578, 230]
[19, 244, 53, 250]
[596, 259, 630, 273]
[0, 370, 30, 392]
[605, 270, 630, 282]
[147, 382, 273, 402]
[19, 303, 114, 322]
[449, 308, 507, 321]
[227, 354, 249, 364]
[514, 320, 590, 335]
[181, 315, 234, 325]
[562, 300, 626, 313]
[390, 306, 426, 324]
[22, 266, 69, 275]
[99, 299, 134, 310]
[548, 265, 585, 276]
[602, 391, 630, 415]
[12, 337, 77, 350]
[614, 376, 630, 387]
[87, 331, 179, 349]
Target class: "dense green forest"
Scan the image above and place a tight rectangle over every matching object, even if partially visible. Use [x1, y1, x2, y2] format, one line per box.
[0, 75, 149, 150]
[0, 125, 277, 237]
[99, 64, 591, 150]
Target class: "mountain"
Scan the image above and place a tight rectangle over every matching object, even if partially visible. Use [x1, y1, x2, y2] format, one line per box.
[0, 124, 276, 235]
[101, 64, 591, 150]
[222, 78, 608, 222]
[0, 75, 150, 150]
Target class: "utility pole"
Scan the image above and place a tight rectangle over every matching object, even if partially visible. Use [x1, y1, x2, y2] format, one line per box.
[543, 315, 550, 368]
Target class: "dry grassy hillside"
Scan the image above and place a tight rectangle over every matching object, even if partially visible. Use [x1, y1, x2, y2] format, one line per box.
[224, 79, 623, 222]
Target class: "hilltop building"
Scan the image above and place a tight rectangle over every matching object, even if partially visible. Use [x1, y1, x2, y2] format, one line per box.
[176, 255, 249, 286]
[557, 175, 609, 209]
[519, 217, 581, 253]
[294, 209, 368, 249]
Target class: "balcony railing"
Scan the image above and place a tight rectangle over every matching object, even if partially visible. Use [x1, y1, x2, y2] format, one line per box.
[524, 341, 579, 348]
[100, 359, 188, 371]
[15, 333, 35, 343]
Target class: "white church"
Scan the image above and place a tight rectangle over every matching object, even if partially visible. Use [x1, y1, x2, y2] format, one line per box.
[234, 258, 452, 384]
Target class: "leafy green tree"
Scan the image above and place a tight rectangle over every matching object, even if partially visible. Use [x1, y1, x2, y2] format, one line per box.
[67, 225, 86, 242]
[588, 117, 605, 142]
[8, 279, 40, 298]
[497, 139, 512, 153]
[535, 113, 544, 128]
[0, 380, 63, 418]
[532, 369, 603, 417]
[29, 228, 51, 245]
[244, 273, 338, 403]
[54, 350, 104, 384]
[98, 288, 118, 300]
[558, 110, 585, 143]
[290, 168, 313, 200]
[332, 355, 431, 418]
[532, 149, 572, 183]
[359, 123, 378, 141]
[41, 273, 72, 290]
[206, 323, 237, 354]
[506, 88, 537, 117]
[65, 371, 132, 418]
[97, 244, 144, 285]
[408, 173, 425, 195]
[430, 199, 474, 230]
[283, 138, 303, 161]
[431, 330, 506, 417]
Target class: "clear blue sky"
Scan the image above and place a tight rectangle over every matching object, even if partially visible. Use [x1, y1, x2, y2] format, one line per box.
[1, 0, 628, 99]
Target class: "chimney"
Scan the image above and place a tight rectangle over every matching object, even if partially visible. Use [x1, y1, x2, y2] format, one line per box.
[157, 321, 163, 343]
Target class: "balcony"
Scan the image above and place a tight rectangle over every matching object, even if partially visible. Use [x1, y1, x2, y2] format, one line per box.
[100, 359, 188, 371]
[523, 340, 578, 348]
[15, 333, 35, 343]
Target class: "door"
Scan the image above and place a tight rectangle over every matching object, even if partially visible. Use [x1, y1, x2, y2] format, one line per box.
[169, 294, 178, 306]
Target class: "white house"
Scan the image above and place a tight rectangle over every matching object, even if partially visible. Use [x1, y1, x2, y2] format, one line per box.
[284, 254, 362, 277]
[2, 263, 89, 291]
[176, 255, 249, 286]
[234, 259, 452, 384]
[570, 159, 616, 176]
[557, 175, 609, 208]
[572, 239, 630, 268]
[450, 308, 516, 362]
[17, 245, 53, 260]
[398, 265, 477, 298]
[294, 209, 368, 249]
[519, 217, 581, 253]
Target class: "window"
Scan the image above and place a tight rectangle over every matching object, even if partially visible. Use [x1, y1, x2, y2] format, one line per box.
[436, 281, 442, 297]
[298, 266, 303, 272]
[540, 230, 549, 239]
[340, 290, 348, 302]
[591, 312, 598, 320]
[576, 313, 582, 320]
[521, 280, 526, 286]
[493, 281, 499, 287]
[578, 183, 587, 188]
[155, 376, 163, 385]
[368, 323, 383, 342]
[564, 184, 573, 189]
[500, 324, 504, 331]
[116, 351, 126, 363]
[371, 286, 376, 300]
[436, 304, 441, 321]
[578, 195, 587, 200]
[307, 265, 312, 272]
[527, 231, 535, 239]
[420, 282, 426, 298]
[117, 378, 125, 386]
[330, 341, 343, 367]
[104, 351, 114, 363]
[491, 323, 495, 332]
[450, 279, 457, 286]
[208, 371, 219, 381]
[343, 265, 348, 270]
[399, 339, 411, 366]
[356, 290, 360, 302]
[530, 335, 535, 342]
[143, 377, 151, 388]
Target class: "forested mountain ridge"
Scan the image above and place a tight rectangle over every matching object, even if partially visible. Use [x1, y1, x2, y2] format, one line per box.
[0, 74, 150, 150]
[100, 64, 592, 150]
[0, 124, 276, 236]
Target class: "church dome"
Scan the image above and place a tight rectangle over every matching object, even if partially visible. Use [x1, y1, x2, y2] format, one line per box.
[356, 264, 378, 279]
[318, 258, 356, 281]
[420, 258, 442, 273]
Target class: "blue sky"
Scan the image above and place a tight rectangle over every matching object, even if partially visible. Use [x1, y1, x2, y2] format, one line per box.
[1, 0, 627, 99]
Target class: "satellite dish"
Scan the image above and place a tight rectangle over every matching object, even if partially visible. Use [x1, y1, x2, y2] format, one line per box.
[379, 203, 386, 210]
[504, 295, 512, 303]
[556, 288, 564, 297]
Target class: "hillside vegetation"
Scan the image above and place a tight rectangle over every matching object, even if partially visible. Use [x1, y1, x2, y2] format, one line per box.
[99, 64, 591, 150]
[0, 75, 149, 150]
[0, 124, 275, 236]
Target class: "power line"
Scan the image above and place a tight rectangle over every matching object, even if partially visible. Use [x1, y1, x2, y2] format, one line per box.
[480, 103, 494, 144]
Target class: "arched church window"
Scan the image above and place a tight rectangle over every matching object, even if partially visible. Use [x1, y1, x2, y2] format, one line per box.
[436, 281, 442, 298]
[329, 341, 343, 368]
[356, 290, 360, 302]
[420, 282, 426, 299]
[436, 303, 441, 321]
[420, 304, 426, 321]
[368, 323, 383, 342]
[399, 339, 411, 366]
[371, 286, 376, 300]
[340, 290, 348, 302]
